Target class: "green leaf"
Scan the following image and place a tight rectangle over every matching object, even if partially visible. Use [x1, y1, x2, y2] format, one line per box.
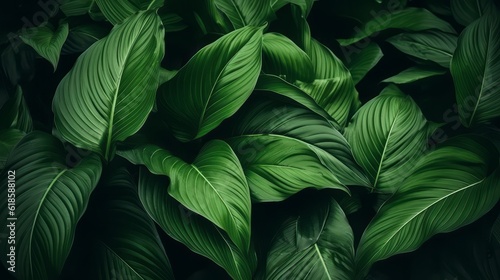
[262, 32, 314, 82]
[0, 129, 25, 170]
[451, 0, 496, 26]
[214, 0, 273, 29]
[89, 168, 174, 280]
[382, 66, 447, 84]
[337, 8, 456, 46]
[61, 24, 109, 55]
[117, 140, 252, 253]
[230, 100, 369, 189]
[53, 11, 165, 161]
[451, 11, 500, 127]
[157, 25, 264, 142]
[60, 0, 94, 16]
[0, 86, 33, 132]
[20, 23, 69, 71]
[0, 132, 102, 280]
[138, 170, 256, 280]
[355, 135, 500, 278]
[345, 42, 384, 84]
[345, 85, 435, 193]
[160, 12, 187, 32]
[95, 0, 164, 24]
[265, 195, 354, 280]
[272, 0, 314, 16]
[387, 30, 457, 68]
[158, 67, 178, 86]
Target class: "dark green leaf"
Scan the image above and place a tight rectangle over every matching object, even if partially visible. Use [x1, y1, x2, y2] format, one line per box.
[214, 0, 273, 29]
[95, 0, 164, 24]
[61, 24, 108, 55]
[0, 86, 33, 132]
[346, 42, 384, 84]
[451, 0, 496, 26]
[382, 66, 446, 84]
[0, 129, 25, 170]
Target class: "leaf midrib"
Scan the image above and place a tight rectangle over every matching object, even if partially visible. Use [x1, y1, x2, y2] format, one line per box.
[100, 240, 145, 280]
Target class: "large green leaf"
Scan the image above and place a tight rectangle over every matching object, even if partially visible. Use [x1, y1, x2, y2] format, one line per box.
[338, 8, 456, 46]
[0, 86, 33, 132]
[387, 30, 458, 68]
[60, 0, 94, 16]
[117, 140, 252, 253]
[451, 11, 500, 127]
[451, 0, 496, 26]
[345, 42, 384, 84]
[382, 66, 446, 84]
[355, 135, 500, 278]
[265, 195, 354, 280]
[53, 11, 165, 161]
[89, 168, 174, 280]
[0, 132, 102, 280]
[345, 85, 435, 193]
[272, 0, 314, 16]
[20, 23, 69, 71]
[262, 32, 314, 82]
[138, 170, 256, 280]
[214, 0, 273, 29]
[95, 0, 164, 24]
[157, 25, 264, 142]
[0, 129, 25, 170]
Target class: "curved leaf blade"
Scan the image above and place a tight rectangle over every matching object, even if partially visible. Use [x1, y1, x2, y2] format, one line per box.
[138, 170, 256, 280]
[157, 26, 264, 142]
[214, 0, 273, 29]
[345, 85, 435, 192]
[451, 11, 500, 127]
[345, 42, 384, 84]
[382, 66, 446, 84]
[451, 0, 496, 26]
[0, 132, 102, 280]
[53, 11, 165, 161]
[355, 135, 500, 277]
[96, 0, 164, 24]
[0, 129, 25, 170]
[0, 86, 33, 133]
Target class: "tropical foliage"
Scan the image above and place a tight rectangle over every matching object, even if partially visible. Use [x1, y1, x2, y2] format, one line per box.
[1, 0, 500, 279]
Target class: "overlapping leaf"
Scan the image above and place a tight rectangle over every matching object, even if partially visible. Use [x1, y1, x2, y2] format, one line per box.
[0, 86, 33, 132]
[61, 24, 108, 55]
[214, 0, 273, 29]
[0, 129, 25, 170]
[157, 25, 264, 142]
[382, 66, 446, 84]
[138, 170, 256, 280]
[117, 140, 252, 253]
[355, 135, 500, 278]
[451, 10, 500, 127]
[96, 0, 164, 24]
[451, 0, 495, 26]
[345, 42, 384, 84]
[345, 85, 436, 192]
[0, 132, 102, 280]
[53, 11, 165, 161]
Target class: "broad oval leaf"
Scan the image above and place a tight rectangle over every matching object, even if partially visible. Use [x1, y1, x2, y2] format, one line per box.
[355, 135, 500, 278]
[262, 32, 314, 82]
[138, 170, 256, 280]
[0, 132, 102, 280]
[345, 42, 384, 84]
[337, 8, 456, 46]
[265, 195, 354, 280]
[451, 11, 500, 127]
[382, 66, 446, 84]
[345, 85, 435, 193]
[157, 25, 264, 142]
[53, 11, 165, 161]
[88, 168, 174, 280]
[96, 0, 164, 24]
[117, 140, 252, 253]
[20, 23, 69, 71]
[387, 30, 457, 68]
[451, 0, 496, 26]
[214, 0, 274, 29]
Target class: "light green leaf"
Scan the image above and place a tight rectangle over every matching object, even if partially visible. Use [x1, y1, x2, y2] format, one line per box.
[138, 170, 256, 280]
[96, 0, 164, 24]
[0, 129, 25, 170]
[157, 25, 264, 142]
[0, 132, 102, 280]
[355, 135, 500, 278]
[89, 168, 174, 280]
[262, 32, 314, 82]
[20, 23, 69, 71]
[61, 24, 108, 55]
[338, 8, 456, 46]
[451, 11, 500, 127]
[451, 0, 496, 26]
[0, 86, 33, 132]
[265, 195, 354, 280]
[346, 42, 384, 84]
[382, 66, 447, 84]
[158, 68, 178, 86]
[214, 0, 273, 29]
[345, 85, 435, 193]
[53, 11, 165, 161]
[387, 30, 457, 68]
[117, 140, 252, 253]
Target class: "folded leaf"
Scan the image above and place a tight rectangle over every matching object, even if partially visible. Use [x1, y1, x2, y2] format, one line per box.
[214, 0, 273, 29]
[346, 42, 384, 84]
[451, 11, 500, 127]
[157, 25, 264, 142]
[96, 0, 164, 24]
[355, 135, 500, 278]
[382, 66, 446, 84]
[138, 170, 256, 280]
[0, 132, 102, 280]
[53, 11, 165, 161]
